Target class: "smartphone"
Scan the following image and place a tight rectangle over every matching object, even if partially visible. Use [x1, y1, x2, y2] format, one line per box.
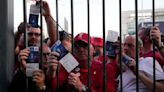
[106, 41, 116, 58]
[27, 46, 39, 63]
[29, 14, 39, 27]
[122, 55, 131, 65]
[51, 40, 69, 60]
[29, 4, 40, 27]
[26, 46, 39, 77]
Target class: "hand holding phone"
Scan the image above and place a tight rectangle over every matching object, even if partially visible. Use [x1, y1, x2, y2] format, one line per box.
[106, 41, 116, 58]
[36, 1, 51, 17]
[122, 54, 131, 65]
[150, 27, 162, 47]
[29, 3, 40, 27]
[51, 40, 69, 60]
[47, 52, 59, 72]
[26, 46, 39, 77]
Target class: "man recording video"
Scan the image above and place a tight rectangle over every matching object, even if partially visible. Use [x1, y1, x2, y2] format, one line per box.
[138, 27, 164, 68]
[150, 26, 164, 61]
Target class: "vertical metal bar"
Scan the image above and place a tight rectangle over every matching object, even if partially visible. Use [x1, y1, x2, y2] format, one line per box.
[55, 0, 59, 92]
[152, 0, 156, 92]
[56, 0, 59, 39]
[87, 0, 91, 92]
[23, 0, 28, 92]
[135, 0, 139, 92]
[40, 0, 43, 71]
[119, 0, 123, 92]
[23, 0, 27, 48]
[71, 0, 74, 54]
[102, 0, 106, 92]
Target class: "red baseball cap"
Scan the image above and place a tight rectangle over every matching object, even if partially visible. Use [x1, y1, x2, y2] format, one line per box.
[74, 33, 94, 44]
[93, 37, 103, 47]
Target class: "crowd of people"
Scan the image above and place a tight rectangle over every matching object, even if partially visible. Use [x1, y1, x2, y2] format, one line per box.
[10, 1, 164, 92]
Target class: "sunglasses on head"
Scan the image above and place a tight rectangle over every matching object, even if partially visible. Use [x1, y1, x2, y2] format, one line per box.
[28, 32, 41, 37]
[74, 41, 88, 49]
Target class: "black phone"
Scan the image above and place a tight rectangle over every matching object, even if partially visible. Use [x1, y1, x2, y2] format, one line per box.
[29, 4, 40, 27]
[26, 46, 39, 77]
[106, 41, 116, 58]
[29, 14, 39, 27]
[51, 41, 69, 60]
[27, 46, 39, 63]
[122, 55, 131, 65]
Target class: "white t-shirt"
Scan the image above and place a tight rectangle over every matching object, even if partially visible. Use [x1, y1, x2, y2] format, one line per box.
[117, 57, 164, 92]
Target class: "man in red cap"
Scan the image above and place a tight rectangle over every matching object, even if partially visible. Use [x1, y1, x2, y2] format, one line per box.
[47, 33, 102, 92]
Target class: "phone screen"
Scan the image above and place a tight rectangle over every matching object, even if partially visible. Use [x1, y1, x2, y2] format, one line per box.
[26, 46, 39, 77]
[51, 40, 69, 60]
[29, 14, 39, 27]
[29, 4, 40, 27]
[27, 46, 39, 63]
[106, 41, 116, 58]
[122, 55, 131, 65]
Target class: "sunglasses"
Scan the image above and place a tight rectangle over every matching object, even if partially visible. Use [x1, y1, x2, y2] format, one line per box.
[28, 32, 41, 37]
[74, 41, 88, 49]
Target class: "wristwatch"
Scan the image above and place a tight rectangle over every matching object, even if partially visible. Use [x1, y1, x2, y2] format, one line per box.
[81, 85, 88, 92]
[158, 43, 164, 50]
[39, 85, 46, 92]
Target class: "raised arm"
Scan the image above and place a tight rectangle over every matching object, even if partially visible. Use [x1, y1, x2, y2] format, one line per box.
[42, 1, 58, 46]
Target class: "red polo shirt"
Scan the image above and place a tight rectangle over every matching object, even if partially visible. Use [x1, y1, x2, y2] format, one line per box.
[50, 60, 102, 92]
[98, 56, 119, 92]
[106, 59, 119, 92]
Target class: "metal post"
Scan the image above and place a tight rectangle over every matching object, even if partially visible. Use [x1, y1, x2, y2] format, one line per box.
[102, 0, 106, 92]
[87, 0, 91, 92]
[119, 0, 123, 91]
[0, 0, 14, 91]
[23, 0, 28, 92]
[71, 0, 74, 53]
[55, 0, 59, 92]
[135, 0, 139, 92]
[152, 0, 156, 91]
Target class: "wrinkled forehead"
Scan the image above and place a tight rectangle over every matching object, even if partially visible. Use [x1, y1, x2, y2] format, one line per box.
[28, 27, 41, 33]
[124, 36, 136, 45]
[42, 45, 51, 53]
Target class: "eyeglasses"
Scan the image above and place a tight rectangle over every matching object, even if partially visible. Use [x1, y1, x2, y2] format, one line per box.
[74, 41, 88, 49]
[28, 32, 41, 37]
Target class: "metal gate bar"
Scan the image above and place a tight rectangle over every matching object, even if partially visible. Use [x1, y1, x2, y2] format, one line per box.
[87, 0, 91, 92]
[22, 0, 28, 92]
[152, 0, 156, 92]
[119, 0, 123, 92]
[134, 0, 139, 92]
[102, 0, 106, 92]
[40, 0, 43, 72]
[71, 0, 74, 53]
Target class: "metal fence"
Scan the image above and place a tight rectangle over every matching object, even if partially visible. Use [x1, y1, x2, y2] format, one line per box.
[0, 0, 158, 92]
[23, 0, 157, 92]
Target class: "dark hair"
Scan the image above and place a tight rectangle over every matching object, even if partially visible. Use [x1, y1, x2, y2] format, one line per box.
[139, 27, 151, 38]
[139, 27, 152, 43]
[59, 31, 71, 41]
